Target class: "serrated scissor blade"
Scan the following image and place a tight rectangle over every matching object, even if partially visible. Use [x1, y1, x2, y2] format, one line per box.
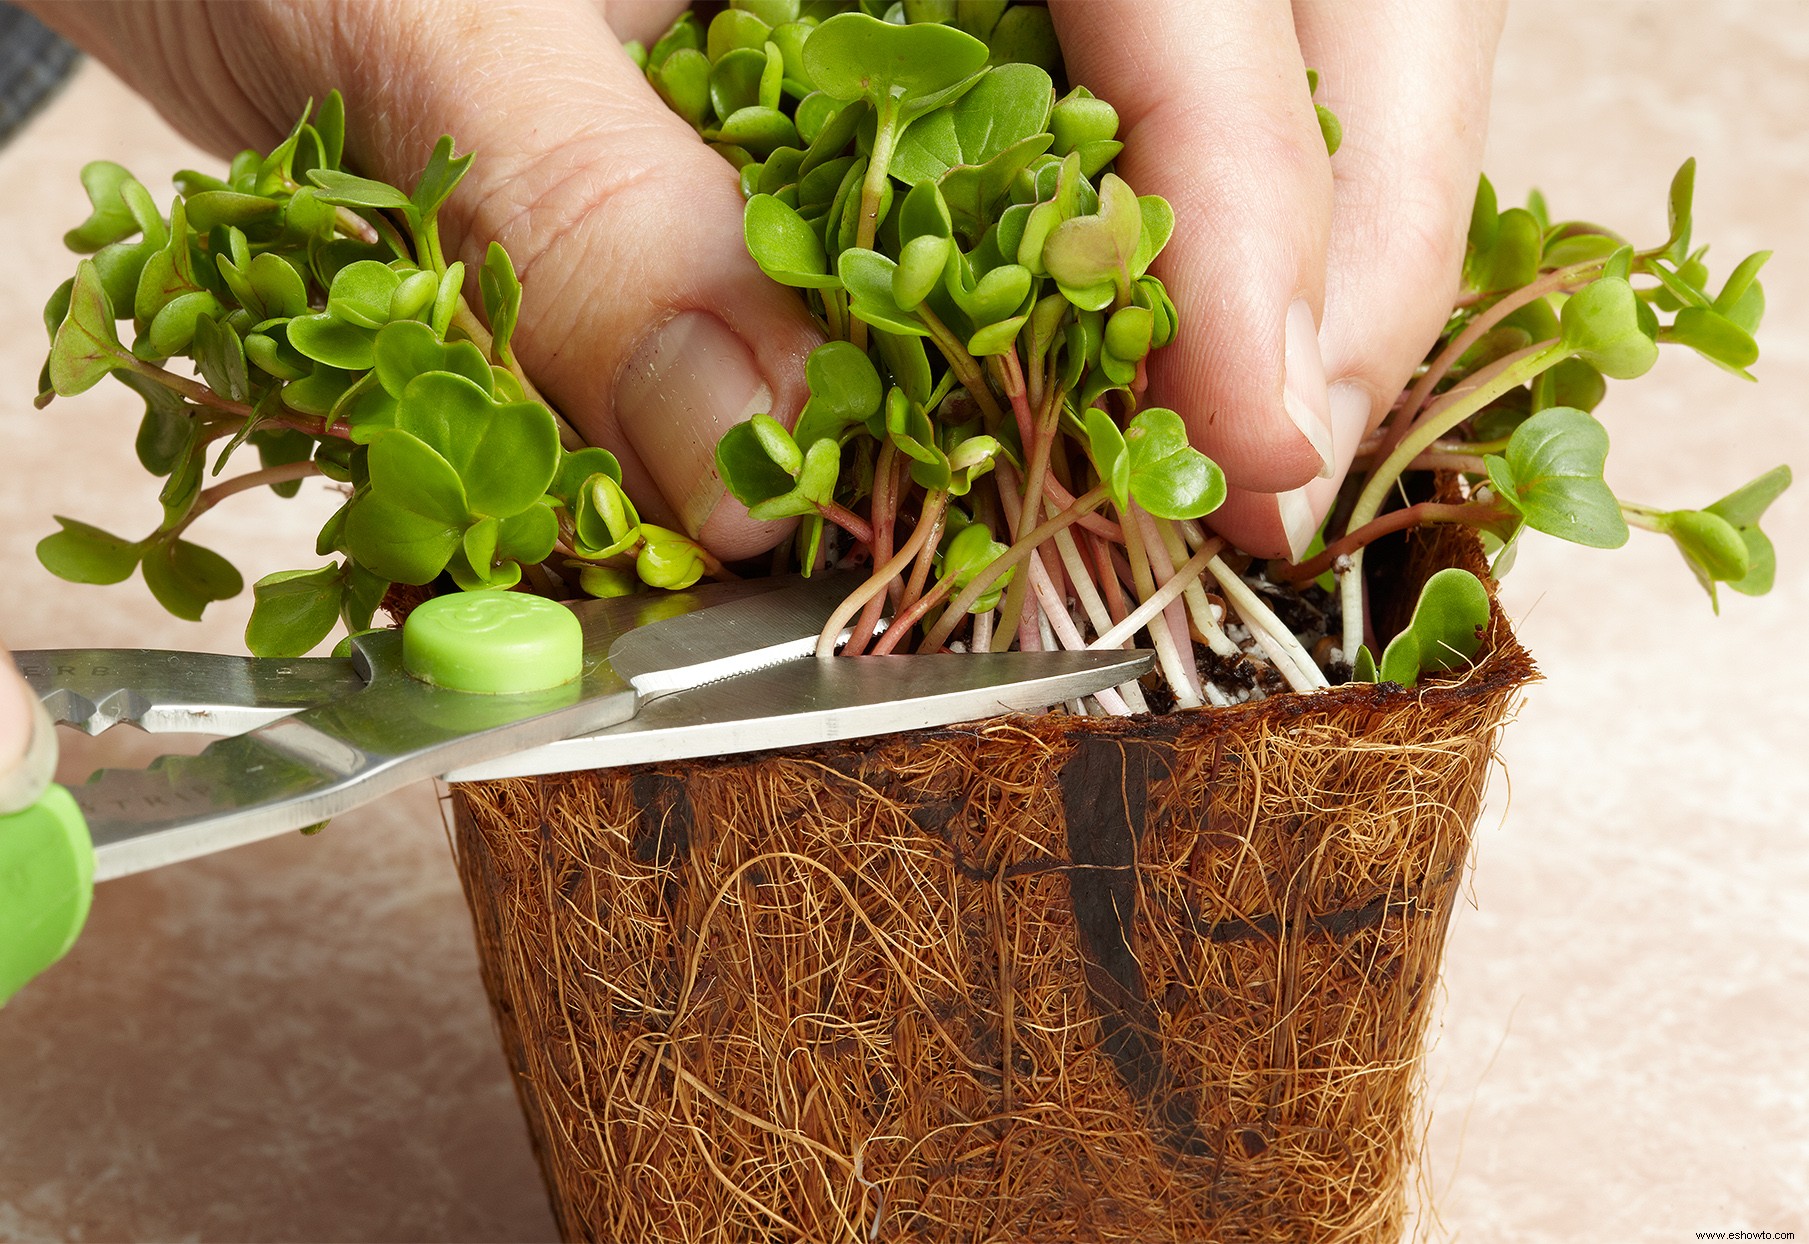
[17, 649, 365, 735]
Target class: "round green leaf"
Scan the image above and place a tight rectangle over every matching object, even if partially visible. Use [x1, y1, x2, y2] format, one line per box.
[744, 193, 839, 289]
[801, 13, 988, 116]
[246, 565, 344, 657]
[1485, 406, 1629, 548]
[1378, 568, 1491, 688]
[37, 518, 143, 586]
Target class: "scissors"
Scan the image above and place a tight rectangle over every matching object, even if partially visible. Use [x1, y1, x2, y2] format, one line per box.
[0, 573, 1149, 1002]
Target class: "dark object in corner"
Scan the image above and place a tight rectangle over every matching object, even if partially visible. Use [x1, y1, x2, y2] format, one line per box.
[0, 3, 80, 150]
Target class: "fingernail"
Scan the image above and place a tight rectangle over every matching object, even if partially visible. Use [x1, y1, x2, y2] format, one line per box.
[1276, 484, 1319, 563]
[1327, 380, 1373, 477]
[615, 312, 772, 538]
[1283, 297, 1334, 479]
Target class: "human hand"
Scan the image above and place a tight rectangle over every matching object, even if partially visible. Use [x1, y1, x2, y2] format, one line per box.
[1049, 0, 1506, 558]
[28, 0, 823, 561]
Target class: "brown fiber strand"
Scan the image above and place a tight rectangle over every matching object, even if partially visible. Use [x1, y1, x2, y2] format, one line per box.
[449, 520, 1535, 1243]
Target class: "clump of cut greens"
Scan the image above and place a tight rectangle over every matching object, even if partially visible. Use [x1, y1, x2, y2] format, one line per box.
[33, 0, 1789, 707]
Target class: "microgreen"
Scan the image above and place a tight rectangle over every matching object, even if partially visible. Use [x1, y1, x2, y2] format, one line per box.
[33, 2, 1791, 718]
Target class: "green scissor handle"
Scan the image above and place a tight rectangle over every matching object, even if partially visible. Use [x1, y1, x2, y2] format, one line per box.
[0, 785, 95, 1005]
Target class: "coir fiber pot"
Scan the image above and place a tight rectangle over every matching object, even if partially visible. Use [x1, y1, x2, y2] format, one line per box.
[447, 517, 1535, 1243]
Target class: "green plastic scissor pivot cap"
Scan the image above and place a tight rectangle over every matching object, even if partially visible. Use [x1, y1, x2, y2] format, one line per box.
[401, 592, 584, 694]
[0, 784, 95, 1006]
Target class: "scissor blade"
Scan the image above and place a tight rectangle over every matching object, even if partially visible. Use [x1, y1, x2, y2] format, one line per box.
[605, 570, 860, 695]
[17, 649, 365, 736]
[443, 648, 1154, 780]
[79, 630, 636, 882]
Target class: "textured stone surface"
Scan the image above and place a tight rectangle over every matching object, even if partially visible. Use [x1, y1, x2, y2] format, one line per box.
[0, 4, 1803, 1240]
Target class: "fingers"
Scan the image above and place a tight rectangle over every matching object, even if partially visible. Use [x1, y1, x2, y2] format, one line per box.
[592, 0, 690, 47]
[1214, 1, 1506, 558]
[1050, 0, 1337, 500]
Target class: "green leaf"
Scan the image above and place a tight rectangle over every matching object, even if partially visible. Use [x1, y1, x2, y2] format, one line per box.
[307, 168, 417, 214]
[1658, 508, 1749, 603]
[839, 248, 929, 335]
[744, 193, 840, 288]
[391, 372, 562, 518]
[708, 7, 771, 60]
[143, 290, 224, 360]
[1529, 356, 1605, 415]
[1351, 645, 1378, 683]
[477, 242, 523, 363]
[1043, 173, 1142, 306]
[1706, 463, 1791, 528]
[986, 3, 1060, 72]
[793, 340, 884, 449]
[326, 260, 402, 329]
[119, 369, 197, 476]
[573, 474, 641, 559]
[1705, 464, 1791, 600]
[141, 539, 244, 622]
[1377, 569, 1490, 688]
[1485, 407, 1629, 548]
[37, 518, 144, 585]
[1122, 408, 1226, 520]
[802, 12, 989, 120]
[183, 190, 282, 231]
[654, 48, 713, 128]
[49, 260, 128, 395]
[365, 428, 469, 525]
[748, 437, 841, 521]
[246, 564, 344, 656]
[65, 162, 148, 252]
[368, 321, 493, 411]
[1662, 156, 1695, 263]
[496, 500, 559, 566]
[710, 46, 770, 120]
[636, 526, 707, 591]
[1664, 305, 1759, 375]
[1083, 407, 1131, 510]
[1713, 250, 1771, 333]
[1479, 207, 1542, 292]
[937, 518, 1012, 612]
[411, 135, 473, 222]
[287, 312, 378, 371]
[192, 314, 250, 404]
[549, 446, 623, 506]
[247, 252, 310, 321]
[343, 492, 464, 585]
[890, 62, 1054, 185]
[1559, 276, 1659, 379]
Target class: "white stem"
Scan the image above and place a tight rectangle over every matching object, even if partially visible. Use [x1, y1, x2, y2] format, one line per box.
[1166, 520, 1241, 658]
[971, 608, 993, 654]
[1028, 554, 1134, 716]
[1123, 508, 1203, 709]
[1090, 538, 1215, 652]
[1339, 556, 1365, 662]
[1133, 510, 1206, 705]
[1207, 556, 1329, 693]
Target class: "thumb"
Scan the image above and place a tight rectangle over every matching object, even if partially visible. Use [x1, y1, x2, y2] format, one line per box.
[0, 650, 55, 818]
[1050, 0, 1337, 506]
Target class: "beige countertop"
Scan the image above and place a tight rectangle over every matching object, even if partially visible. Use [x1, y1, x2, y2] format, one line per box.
[2, 4, 1804, 1241]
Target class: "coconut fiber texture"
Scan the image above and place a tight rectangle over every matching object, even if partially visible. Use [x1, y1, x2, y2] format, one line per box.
[449, 524, 1535, 1243]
